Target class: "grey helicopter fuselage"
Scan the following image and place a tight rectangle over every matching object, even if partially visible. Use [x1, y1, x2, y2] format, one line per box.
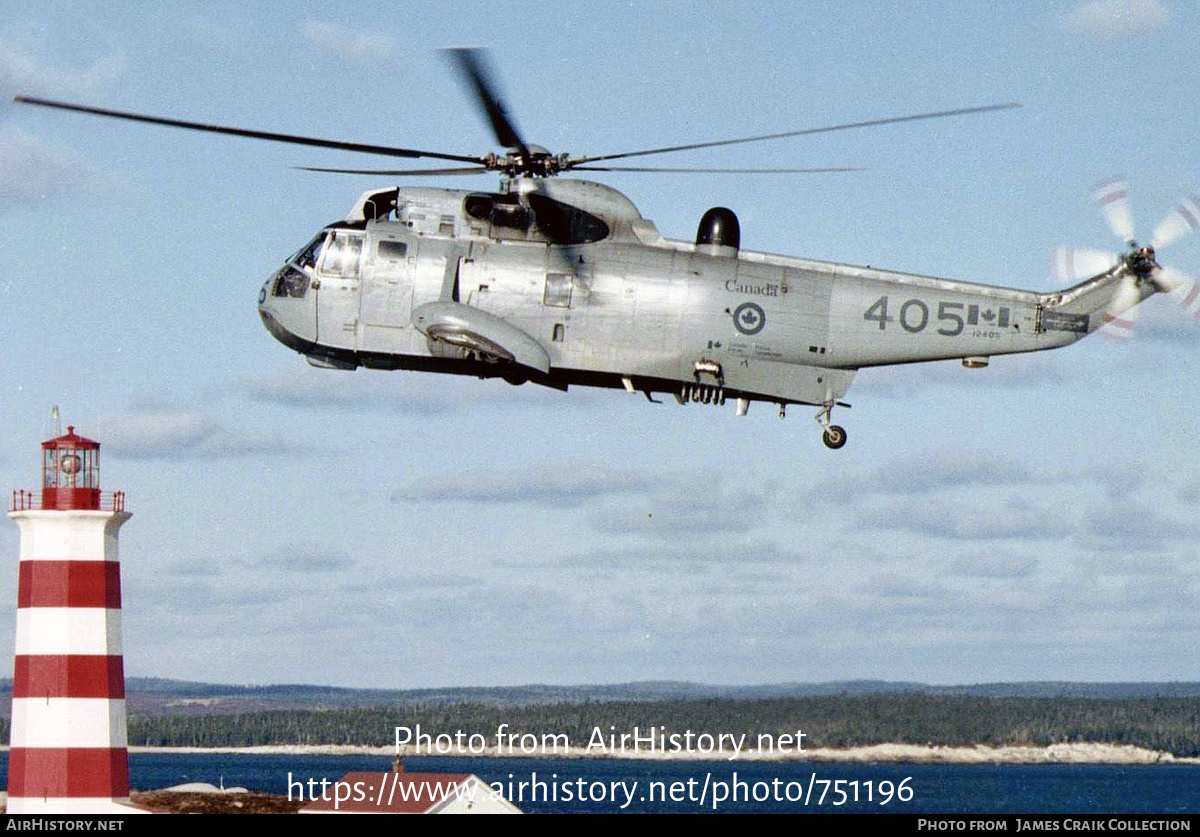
[258, 176, 1147, 441]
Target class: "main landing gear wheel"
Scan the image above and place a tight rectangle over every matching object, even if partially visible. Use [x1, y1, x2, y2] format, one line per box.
[822, 425, 847, 449]
[815, 401, 848, 449]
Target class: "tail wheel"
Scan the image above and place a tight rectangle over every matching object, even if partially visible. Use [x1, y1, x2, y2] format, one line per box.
[823, 425, 847, 449]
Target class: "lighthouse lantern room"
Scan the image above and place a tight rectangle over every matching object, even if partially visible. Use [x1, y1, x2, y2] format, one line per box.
[41, 426, 101, 510]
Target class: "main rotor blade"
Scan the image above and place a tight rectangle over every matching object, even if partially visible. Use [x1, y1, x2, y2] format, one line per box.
[297, 165, 490, 176]
[444, 47, 528, 156]
[568, 102, 1021, 167]
[13, 95, 485, 165]
[571, 165, 863, 174]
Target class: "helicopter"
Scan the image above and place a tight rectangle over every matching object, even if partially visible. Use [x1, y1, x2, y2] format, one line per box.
[15, 49, 1199, 449]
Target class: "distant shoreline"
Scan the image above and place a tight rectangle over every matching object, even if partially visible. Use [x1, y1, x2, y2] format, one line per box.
[123, 742, 1200, 765]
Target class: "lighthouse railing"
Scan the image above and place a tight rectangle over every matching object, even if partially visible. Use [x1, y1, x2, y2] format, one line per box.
[9, 490, 127, 512]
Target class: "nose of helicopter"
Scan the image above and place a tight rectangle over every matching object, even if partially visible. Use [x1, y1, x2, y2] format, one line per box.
[258, 267, 318, 354]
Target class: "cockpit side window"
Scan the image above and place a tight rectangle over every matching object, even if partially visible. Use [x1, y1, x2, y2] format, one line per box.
[292, 234, 326, 271]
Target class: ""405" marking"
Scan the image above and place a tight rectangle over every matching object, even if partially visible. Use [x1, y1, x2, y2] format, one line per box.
[863, 296, 1011, 336]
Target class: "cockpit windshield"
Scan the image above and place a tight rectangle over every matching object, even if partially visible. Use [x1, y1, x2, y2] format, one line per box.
[291, 233, 326, 270]
[272, 232, 325, 299]
[272, 265, 309, 298]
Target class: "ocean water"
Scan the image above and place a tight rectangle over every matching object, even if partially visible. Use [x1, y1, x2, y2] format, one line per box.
[7, 754, 1195, 814]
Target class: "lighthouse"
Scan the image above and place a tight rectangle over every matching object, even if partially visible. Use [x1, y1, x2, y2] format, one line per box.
[7, 426, 141, 814]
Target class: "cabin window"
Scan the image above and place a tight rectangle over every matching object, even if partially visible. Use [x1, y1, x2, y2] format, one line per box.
[544, 272, 573, 308]
[320, 231, 364, 279]
[377, 240, 408, 260]
[553, 323, 565, 342]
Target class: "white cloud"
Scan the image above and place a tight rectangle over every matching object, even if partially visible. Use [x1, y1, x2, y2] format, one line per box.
[588, 479, 771, 536]
[301, 21, 393, 65]
[392, 465, 773, 540]
[545, 542, 807, 570]
[861, 496, 1071, 541]
[807, 451, 1047, 506]
[855, 354, 1070, 399]
[237, 367, 450, 413]
[0, 125, 91, 204]
[0, 38, 125, 207]
[98, 408, 292, 459]
[0, 38, 123, 99]
[945, 552, 1040, 579]
[392, 465, 654, 507]
[234, 366, 585, 414]
[1061, 0, 1171, 43]
[243, 546, 355, 573]
[1075, 500, 1197, 556]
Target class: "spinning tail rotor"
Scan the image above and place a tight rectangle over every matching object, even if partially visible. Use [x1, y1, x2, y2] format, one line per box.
[1052, 178, 1200, 339]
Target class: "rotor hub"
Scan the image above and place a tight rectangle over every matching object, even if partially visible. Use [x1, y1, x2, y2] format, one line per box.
[485, 148, 571, 178]
[1125, 243, 1158, 278]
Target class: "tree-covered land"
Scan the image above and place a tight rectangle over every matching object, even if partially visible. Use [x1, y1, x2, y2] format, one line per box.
[114, 695, 1200, 756]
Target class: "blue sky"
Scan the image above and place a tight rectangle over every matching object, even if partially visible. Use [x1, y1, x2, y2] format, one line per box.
[0, 1, 1197, 688]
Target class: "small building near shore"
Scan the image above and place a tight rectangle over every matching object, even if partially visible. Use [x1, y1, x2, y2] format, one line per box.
[300, 768, 521, 814]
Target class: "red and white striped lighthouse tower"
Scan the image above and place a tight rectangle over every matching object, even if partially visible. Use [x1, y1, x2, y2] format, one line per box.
[7, 426, 140, 814]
